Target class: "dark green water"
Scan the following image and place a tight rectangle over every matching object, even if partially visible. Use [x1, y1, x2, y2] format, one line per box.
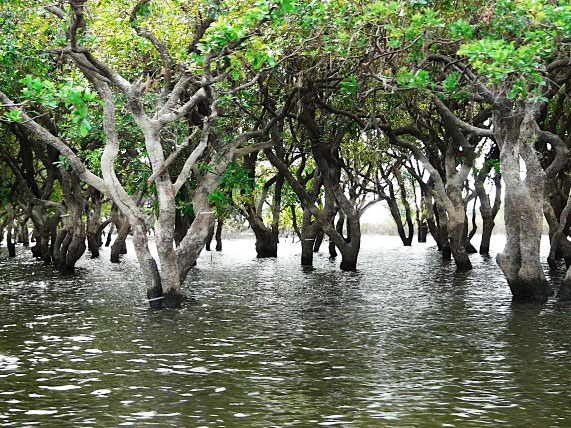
[1, 236, 570, 427]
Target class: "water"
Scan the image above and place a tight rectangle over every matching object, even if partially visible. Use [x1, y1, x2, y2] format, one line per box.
[1, 236, 570, 427]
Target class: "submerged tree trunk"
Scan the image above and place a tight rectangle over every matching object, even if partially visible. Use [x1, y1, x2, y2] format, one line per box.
[447, 209, 472, 270]
[301, 209, 320, 266]
[548, 187, 571, 271]
[205, 220, 215, 252]
[476, 148, 502, 255]
[435, 204, 451, 260]
[17, 218, 29, 247]
[86, 190, 107, 259]
[558, 262, 571, 301]
[329, 211, 344, 259]
[111, 219, 130, 263]
[313, 230, 324, 252]
[53, 203, 86, 275]
[243, 153, 283, 258]
[417, 191, 428, 243]
[215, 219, 223, 251]
[105, 223, 114, 247]
[495, 104, 551, 302]
[7, 225, 16, 257]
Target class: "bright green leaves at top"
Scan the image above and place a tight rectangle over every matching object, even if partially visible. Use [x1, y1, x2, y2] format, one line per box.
[18, 75, 100, 137]
[198, 0, 291, 53]
[457, 38, 547, 100]
[367, 2, 442, 53]
[457, 38, 542, 82]
[280, 0, 295, 13]
[454, 0, 570, 101]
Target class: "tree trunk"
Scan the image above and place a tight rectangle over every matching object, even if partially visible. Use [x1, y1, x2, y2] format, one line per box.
[18, 219, 29, 247]
[300, 208, 320, 266]
[464, 212, 478, 254]
[418, 221, 428, 243]
[31, 231, 42, 257]
[176, 189, 216, 284]
[105, 223, 114, 247]
[448, 211, 472, 271]
[313, 230, 324, 252]
[111, 219, 130, 263]
[86, 191, 105, 259]
[215, 219, 223, 251]
[387, 197, 413, 246]
[558, 263, 571, 301]
[425, 190, 441, 248]
[329, 213, 344, 258]
[480, 217, 495, 255]
[174, 210, 192, 248]
[7, 226, 16, 257]
[252, 225, 278, 257]
[61, 219, 86, 275]
[417, 192, 428, 243]
[435, 204, 451, 260]
[495, 105, 551, 302]
[131, 223, 164, 308]
[205, 220, 215, 251]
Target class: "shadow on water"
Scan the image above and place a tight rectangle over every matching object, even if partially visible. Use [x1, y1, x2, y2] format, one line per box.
[1, 236, 571, 426]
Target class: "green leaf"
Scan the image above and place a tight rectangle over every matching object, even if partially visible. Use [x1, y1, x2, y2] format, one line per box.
[79, 119, 91, 137]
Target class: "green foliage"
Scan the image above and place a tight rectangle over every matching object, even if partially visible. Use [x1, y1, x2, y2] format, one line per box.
[449, 20, 473, 39]
[397, 69, 430, 90]
[3, 109, 23, 123]
[18, 75, 101, 136]
[209, 161, 254, 216]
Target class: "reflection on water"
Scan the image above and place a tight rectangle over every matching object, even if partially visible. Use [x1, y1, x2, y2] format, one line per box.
[1, 235, 570, 427]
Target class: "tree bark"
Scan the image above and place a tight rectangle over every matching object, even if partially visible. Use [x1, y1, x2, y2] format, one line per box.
[7, 225, 16, 257]
[111, 219, 130, 263]
[215, 219, 223, 251]
[495, 103, 551, 302]
[205, 220, 215, 251]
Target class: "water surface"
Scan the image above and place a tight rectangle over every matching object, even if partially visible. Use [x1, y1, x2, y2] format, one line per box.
[1, 236, 570, 427]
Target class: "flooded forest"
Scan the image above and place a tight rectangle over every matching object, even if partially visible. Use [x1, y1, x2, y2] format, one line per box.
[1, 0, 571, 426]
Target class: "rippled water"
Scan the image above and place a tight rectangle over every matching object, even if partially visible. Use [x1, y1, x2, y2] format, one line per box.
[1, 235, 570, 427]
